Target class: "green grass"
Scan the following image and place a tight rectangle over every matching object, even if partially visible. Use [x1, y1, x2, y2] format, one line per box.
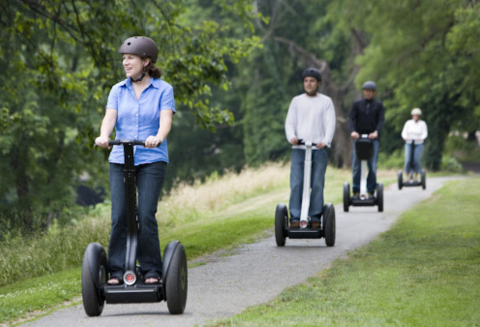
[0, 166, 390, 324]
[209, 177, 480, 327]
[0, 210, 275, 324]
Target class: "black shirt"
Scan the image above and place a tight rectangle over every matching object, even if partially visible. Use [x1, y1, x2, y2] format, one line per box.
[348, 98, 385, 135]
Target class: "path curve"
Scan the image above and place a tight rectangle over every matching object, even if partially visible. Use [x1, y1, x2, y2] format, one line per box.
[22, 177, 457, 327]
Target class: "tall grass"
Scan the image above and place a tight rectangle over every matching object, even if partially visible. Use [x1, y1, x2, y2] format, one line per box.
[0, 162, 290, 287]
[0, 163, 394, 288]
[157, 162, 290, 227]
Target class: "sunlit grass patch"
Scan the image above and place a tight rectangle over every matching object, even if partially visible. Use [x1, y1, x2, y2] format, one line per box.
[209, 177, 480, 327]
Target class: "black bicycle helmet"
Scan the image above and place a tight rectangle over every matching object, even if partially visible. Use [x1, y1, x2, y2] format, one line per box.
[302, 68, 322, 81]
[362, 81, 377, 91]
[119, 36, 159, 63]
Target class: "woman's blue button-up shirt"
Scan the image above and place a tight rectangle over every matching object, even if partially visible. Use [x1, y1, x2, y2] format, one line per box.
[106, 77, 175, 166]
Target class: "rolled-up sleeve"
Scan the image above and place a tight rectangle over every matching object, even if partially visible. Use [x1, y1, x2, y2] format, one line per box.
[322, 99, 336, 147]
[160, 85, 176, 113]
[106, 85, 119, 110]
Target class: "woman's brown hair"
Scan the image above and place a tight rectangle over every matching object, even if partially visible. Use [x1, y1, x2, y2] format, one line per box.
[144, 57, 162, 79]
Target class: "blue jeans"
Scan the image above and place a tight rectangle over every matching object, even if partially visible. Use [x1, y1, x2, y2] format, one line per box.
[107, 161, 166, 279]
[289, 149, 327, 223]
[352, 140, 379, 193]
[404, 143, 424, 174]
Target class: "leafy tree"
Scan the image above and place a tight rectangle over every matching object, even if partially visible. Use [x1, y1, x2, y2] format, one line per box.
[329, 0, 480, 170]
[238, 0, 360, 167]
[0, 0, 260, 232]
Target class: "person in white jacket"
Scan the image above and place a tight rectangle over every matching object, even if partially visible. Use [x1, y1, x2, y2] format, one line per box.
[285, 68, 336, 228]
[401, 108, 428, 181]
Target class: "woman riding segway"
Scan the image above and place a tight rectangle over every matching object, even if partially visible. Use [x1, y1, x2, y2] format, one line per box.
[95, 36, 175, 285]
[400, 108, 428, 184]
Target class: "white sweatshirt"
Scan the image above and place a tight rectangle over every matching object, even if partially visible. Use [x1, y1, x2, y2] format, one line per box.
[285, 93, 336, 149]
[401, 119, 428, 144]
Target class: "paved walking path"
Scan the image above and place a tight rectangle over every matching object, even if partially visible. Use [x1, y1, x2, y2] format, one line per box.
[23, 177, 458, 327]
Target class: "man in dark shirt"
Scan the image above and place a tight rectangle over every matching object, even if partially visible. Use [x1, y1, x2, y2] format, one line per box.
[348, 81, 385, 198]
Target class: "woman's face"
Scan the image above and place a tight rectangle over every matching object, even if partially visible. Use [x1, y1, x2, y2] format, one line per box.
[412, 114, 420, 122]
[123, 54, 146, 79]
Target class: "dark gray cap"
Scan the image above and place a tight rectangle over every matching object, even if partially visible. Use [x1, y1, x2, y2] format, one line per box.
[362, 81, 376, 91]
[119, 36, 158, 63]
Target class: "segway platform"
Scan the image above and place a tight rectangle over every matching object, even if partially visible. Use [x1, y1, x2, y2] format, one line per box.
[82, 140, 188, 316]
[103, 283, 163, 304]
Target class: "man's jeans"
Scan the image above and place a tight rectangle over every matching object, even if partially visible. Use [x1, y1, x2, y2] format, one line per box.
[352, 140, 379, 193]
[404, 143, 424, 174]
[289, 148, 327, 223]
[107, 161, 166, 279]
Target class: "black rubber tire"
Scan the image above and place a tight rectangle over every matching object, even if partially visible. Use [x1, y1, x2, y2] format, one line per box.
[421, 170, 426, 190]
[81, 243, 107, 317]
[323, 204, 336, 247]
[377, 183, 384, 212]
[397, 170, 403, 190]
[275, 204, 288, 246]
[166, 243, 188, 314]
[343, 182, 350, 212]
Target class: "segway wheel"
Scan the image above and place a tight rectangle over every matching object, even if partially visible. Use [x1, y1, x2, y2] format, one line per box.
[377, 183, 384, 212]
[81, 243, 107, 317]
[275, 203, 288, 246]
[397, 170, 403, 190]
[343, 182, 350, 212]
[421, 170, 426, 190]
[323, 203, 336, 247]
[165, 243, 188, 314]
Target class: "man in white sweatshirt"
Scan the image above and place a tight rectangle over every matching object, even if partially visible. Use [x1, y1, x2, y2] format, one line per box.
[285, 68, 336, 228]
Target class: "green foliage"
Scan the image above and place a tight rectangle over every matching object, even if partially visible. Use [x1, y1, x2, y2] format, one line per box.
[239, 0, 355, 166]
[329, 0, 480, 171]
[377, 149, 404, 170]
[0, 0, 260, 231]
[441, 155, 464, 172]
[1, 0, 478, 238]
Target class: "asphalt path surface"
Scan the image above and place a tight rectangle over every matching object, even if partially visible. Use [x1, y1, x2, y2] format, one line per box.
[23, 177, 456, 327]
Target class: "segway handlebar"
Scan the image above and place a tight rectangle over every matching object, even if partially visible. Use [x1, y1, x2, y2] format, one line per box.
[296, 139, 317, 146]
[94, 139, 162, 147]
[108, 139, 146, 146]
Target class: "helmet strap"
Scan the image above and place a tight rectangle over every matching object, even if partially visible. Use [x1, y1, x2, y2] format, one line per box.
[131, 72, 145, 83]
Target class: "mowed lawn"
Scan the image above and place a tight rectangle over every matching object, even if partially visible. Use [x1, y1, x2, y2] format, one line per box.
[211, 177, 480, 327]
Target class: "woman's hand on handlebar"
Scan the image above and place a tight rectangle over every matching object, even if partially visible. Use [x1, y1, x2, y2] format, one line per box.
[145, 135, 163, 148]
[95, 136, 111, 149]
[351, 132, 359, 139]
[316, 142, 327, 149]
[290, 137, 299, 145]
